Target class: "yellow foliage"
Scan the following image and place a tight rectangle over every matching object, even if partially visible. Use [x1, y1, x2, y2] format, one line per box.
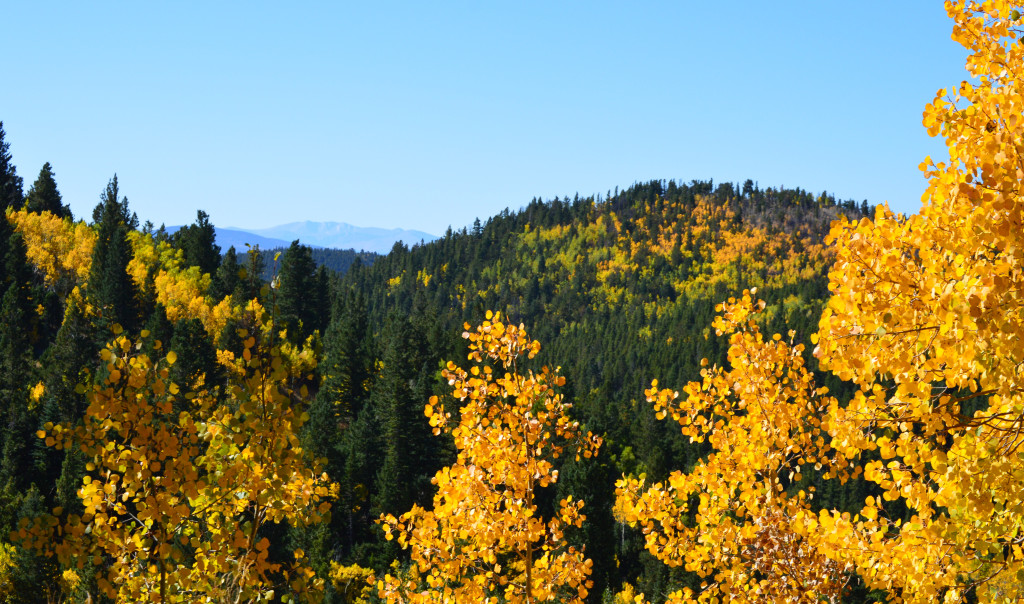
[0, 543, 16, 600]
[611, 582, 649, 604]
[128, 231, 232, 338]
[8, 208, 95, 296]
[18, 321, 336, 602]
[376, 311, 601, 603]
[329, 562, 373, 603]
[807, 1, 1024, 599]
[615, 291, 850, 604]
[29, 382, 45, 405]
[13, 210, 241, 343]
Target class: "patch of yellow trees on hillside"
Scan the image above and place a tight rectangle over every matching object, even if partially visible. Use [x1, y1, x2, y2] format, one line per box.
[613, 1, 1024, 602]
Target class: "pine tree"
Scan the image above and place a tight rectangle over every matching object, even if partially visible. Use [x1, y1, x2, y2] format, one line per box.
[336, 403, 381, 561]
[370, 313, 434, 519]
[38, 297, 95, 428]
[0, 230, 37, 491]
[238, 245, 266, 302]
[212, 245, 241, 301]
[23, 162, 70, 218]
[306, 289, 371, 461]
[301, 288, 374, 570]
[0, 122, 23, 210]
[276, 240, 321, 342]
[173, 209, 221, 275]
[141, 304, 175, 359]
[88, 175, 140, 333]
[167, 317, 221, 400]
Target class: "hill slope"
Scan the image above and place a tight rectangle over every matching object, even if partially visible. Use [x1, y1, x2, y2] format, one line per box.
[326, 179, 871, 597]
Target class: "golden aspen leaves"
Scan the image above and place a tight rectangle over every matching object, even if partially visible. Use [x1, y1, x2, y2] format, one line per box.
[376, 313, 600, 603]
[805, 1, 1024, 599]
[23, 323, 335, 602]
[615, 292, 850, 603]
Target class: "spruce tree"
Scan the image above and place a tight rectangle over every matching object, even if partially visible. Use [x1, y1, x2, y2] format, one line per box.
[0, 285, 31, 482]
[167, 317, 221, 398]
[336, 403, 381, 561]
[23, 162, 70, 218]
[300, 288, 372, 571]
[88, 175, 140, 333]
[173, 209, 221, 275]
[369, 313, 434, 519]
[38, 297, 95, 428]
[0, 231, 37, 490]
[212, 245, 241, 301]
[141, 304, 175, 359]
[0, 121, 23, 210]
[276, 240, 320, 342]
[306, 288, 371, 464]
[238, 245, 266, 302]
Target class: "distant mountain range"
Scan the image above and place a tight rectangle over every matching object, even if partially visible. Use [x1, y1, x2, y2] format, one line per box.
[170, 222, 438, 254]
[240, 221, 437, 254]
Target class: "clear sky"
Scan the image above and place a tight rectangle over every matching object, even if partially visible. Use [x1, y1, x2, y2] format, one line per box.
[4, 2, 967, 236]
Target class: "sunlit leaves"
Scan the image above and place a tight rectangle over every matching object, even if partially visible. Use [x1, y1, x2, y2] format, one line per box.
[615, 291, 849, 603]
[376, 312, 601, 603]
[8, 207, 95, 297]
[807, 1, 1024, 598]
[127, 230, 235, 339]
[18, 320, 336, 602]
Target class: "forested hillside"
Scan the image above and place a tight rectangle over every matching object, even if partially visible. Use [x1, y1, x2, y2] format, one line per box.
[338, 178, 867, 497]
[322, 179, 871, 600]
[1, 3, 1023, 601]
[1, 113, 873, 603]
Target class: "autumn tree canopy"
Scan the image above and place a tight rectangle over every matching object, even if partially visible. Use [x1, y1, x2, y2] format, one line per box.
[377, 312, 601, 604]
[617, 2, 1024, 602]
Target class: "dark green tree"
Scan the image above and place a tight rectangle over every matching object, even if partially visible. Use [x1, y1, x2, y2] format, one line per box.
[88, 175, 140, 333]
[37, 297, 95, 428]
[298, 287, 373, 576]
[141, 304, 175, 359]
[211, 245, 241, 301]
[276, 240, 323, 341]
[556, 455, 618, 604]
[167, 317, 221, 399]
[0, 229, 37, 491]
[173, 209, 221, 275]
[0, 121, 23, 210]
[369, 313, 434, 519]
[23, 162, 70, 218]
[306, 288, 371, 463]
[336, 403, 381, 562]
[238, 245, 267, 302]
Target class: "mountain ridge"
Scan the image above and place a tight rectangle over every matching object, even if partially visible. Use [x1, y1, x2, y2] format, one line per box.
[232, 221, 437, 254]
[168, 221, 438, 254]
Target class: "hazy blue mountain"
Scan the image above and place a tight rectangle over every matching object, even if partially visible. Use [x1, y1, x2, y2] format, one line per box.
[213, 227, 300, 251]
[167, 226, 296, 252]
[168, 221, 437, 254]
[240, 221, 437, 254]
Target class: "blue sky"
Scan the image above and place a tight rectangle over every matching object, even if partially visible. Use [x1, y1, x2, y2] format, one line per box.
[4, 2, 966, 236]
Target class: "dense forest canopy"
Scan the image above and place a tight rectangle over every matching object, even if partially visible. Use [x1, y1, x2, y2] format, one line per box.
[1, 1, 1023, 602]
[0, 118, 868, 602]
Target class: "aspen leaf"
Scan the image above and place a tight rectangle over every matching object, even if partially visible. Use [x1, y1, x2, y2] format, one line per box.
[376, 315, 599, 604]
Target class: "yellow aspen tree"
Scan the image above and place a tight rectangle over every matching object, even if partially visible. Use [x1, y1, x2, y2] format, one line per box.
[7, 207, 95, 298]
[127, 230, 235, 338]
[18, 314, 336, 603]
[809, 1, 1024, 600]
[376, 311, 602, 604]
[615, 290, 851, 604]
[328, 562, 373, 604]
